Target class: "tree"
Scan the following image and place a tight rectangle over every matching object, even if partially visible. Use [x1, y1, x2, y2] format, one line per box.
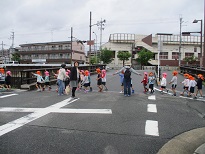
[136, 48, 154, 69]
[184, 56, 197, 65]
[100, 48, 113, 64]
[117, 51, 132, 66]
[11, 52, 20, 62]
[90, 56, 99, 65]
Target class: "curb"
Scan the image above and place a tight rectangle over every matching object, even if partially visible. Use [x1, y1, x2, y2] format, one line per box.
[194, 143, 205, 154]
[157, 127, 205, 154]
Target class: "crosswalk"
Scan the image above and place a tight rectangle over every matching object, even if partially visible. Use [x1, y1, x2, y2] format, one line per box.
[0, 93, 18, 98]
[146, 94, 159, 136]
[0, 88, 202, 138]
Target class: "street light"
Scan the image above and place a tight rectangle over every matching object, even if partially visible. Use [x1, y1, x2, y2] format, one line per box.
[193, 19, 203, 67]
[93, 32, 98, 63]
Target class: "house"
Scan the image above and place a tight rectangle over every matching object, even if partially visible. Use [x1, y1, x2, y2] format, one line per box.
[18, 41, 86, 64]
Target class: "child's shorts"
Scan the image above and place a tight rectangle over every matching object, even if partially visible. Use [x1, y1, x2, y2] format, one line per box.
[45, 82, 50, 86]
[149, 84, 154, 89]
[83, 83, 89, 87]
[36, 82, 42, 86]
[197, 85, 202, 90]
[161, 86, 166, 89]
[172, 84, 177, 89]
[183, 86, 188, 90]
[190, 87, 195, 93]
[102, 82, 106, 85]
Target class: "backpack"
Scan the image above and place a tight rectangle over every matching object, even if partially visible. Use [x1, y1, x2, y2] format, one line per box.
[124, 68, 131, 79]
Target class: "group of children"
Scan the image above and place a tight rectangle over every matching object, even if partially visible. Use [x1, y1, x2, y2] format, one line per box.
[95, 68, 108, 92]
[137, 70, 204, 99]
[141, 72, 155, 94]
[0, 68, 12, 91]
[158, 71, 203, 98]
[180, 73, 203, 99]
[32, 70, 51, 92]
[51, 67, 107, 95]
[2, 67, 203, 99]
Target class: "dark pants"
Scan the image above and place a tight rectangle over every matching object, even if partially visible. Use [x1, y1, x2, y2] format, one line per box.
[72, 87, 77, 97]
[123, 78, 131, 95]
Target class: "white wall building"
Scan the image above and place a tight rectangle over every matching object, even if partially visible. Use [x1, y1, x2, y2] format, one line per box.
[102, 33, 202, 68]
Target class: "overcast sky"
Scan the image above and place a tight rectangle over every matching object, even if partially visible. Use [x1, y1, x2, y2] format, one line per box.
[0, 0, 203, 50]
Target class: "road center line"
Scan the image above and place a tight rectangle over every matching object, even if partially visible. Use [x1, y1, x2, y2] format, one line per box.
[145, 120, 159, 136]
[0, 93, 18, 98]
[147, 104, 157, 113]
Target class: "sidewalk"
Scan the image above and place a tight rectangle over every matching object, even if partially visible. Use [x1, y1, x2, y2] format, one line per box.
[157, 127, 205, 154]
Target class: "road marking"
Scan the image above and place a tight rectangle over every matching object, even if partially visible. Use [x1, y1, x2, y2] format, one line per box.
[0, 93, 18, 98]
[154, 87, 172, 95]
[148, 95, 156, 100]
[179, 96, 205, 102]
[0, 108, 112, 114]
[147, 104, 157, 113]
[145, 120, 159, 136]
[0, 97, 112, 137]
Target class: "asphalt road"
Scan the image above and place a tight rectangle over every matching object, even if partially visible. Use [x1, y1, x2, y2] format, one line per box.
[0, 69, 204, 154]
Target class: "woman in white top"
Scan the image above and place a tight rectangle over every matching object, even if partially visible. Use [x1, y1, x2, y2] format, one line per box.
[57, 64, 67, 96]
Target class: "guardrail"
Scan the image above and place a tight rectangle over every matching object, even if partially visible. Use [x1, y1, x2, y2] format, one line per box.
[180, 65, 205, 76]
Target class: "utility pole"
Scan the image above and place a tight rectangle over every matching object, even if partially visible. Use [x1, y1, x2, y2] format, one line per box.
[71, 27, 73, 66]
[9, 31, 15, 61]
[204, 0, 205, 67]
[89, 11, 92, 65]
[98, 18, 106, 51]
[11, 31, 14, 48]
[1, 41, 5, 57]
[179, 17, 183, 66]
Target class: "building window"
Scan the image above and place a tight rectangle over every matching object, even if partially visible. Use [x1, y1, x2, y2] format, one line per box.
[51, 45, 56, 50]
[59, 45, 63, 50]
[59, 53, 63, 58]
[185, 53, 194, 58]
[159, 52, 168, 59]
[172, 52, 179, 59]
[80, 56, 82, 60]
[194, 47, 197, 52]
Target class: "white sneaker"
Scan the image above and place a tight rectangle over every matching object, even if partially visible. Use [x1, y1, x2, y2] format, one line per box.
[199, 97, 203, 99]
[119, 91, 123, 93]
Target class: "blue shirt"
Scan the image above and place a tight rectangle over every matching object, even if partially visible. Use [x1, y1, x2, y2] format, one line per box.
[119, 73, 124, 83]
[148, 76, 155, 84]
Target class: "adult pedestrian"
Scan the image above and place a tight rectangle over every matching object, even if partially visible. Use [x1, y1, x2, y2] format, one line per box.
[57, 64, 67, 96]
[70, 61, 80, 99]
[113, 65, 141, 96]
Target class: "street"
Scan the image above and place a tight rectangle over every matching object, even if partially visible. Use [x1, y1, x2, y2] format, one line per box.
[0, 70, 205, 154]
